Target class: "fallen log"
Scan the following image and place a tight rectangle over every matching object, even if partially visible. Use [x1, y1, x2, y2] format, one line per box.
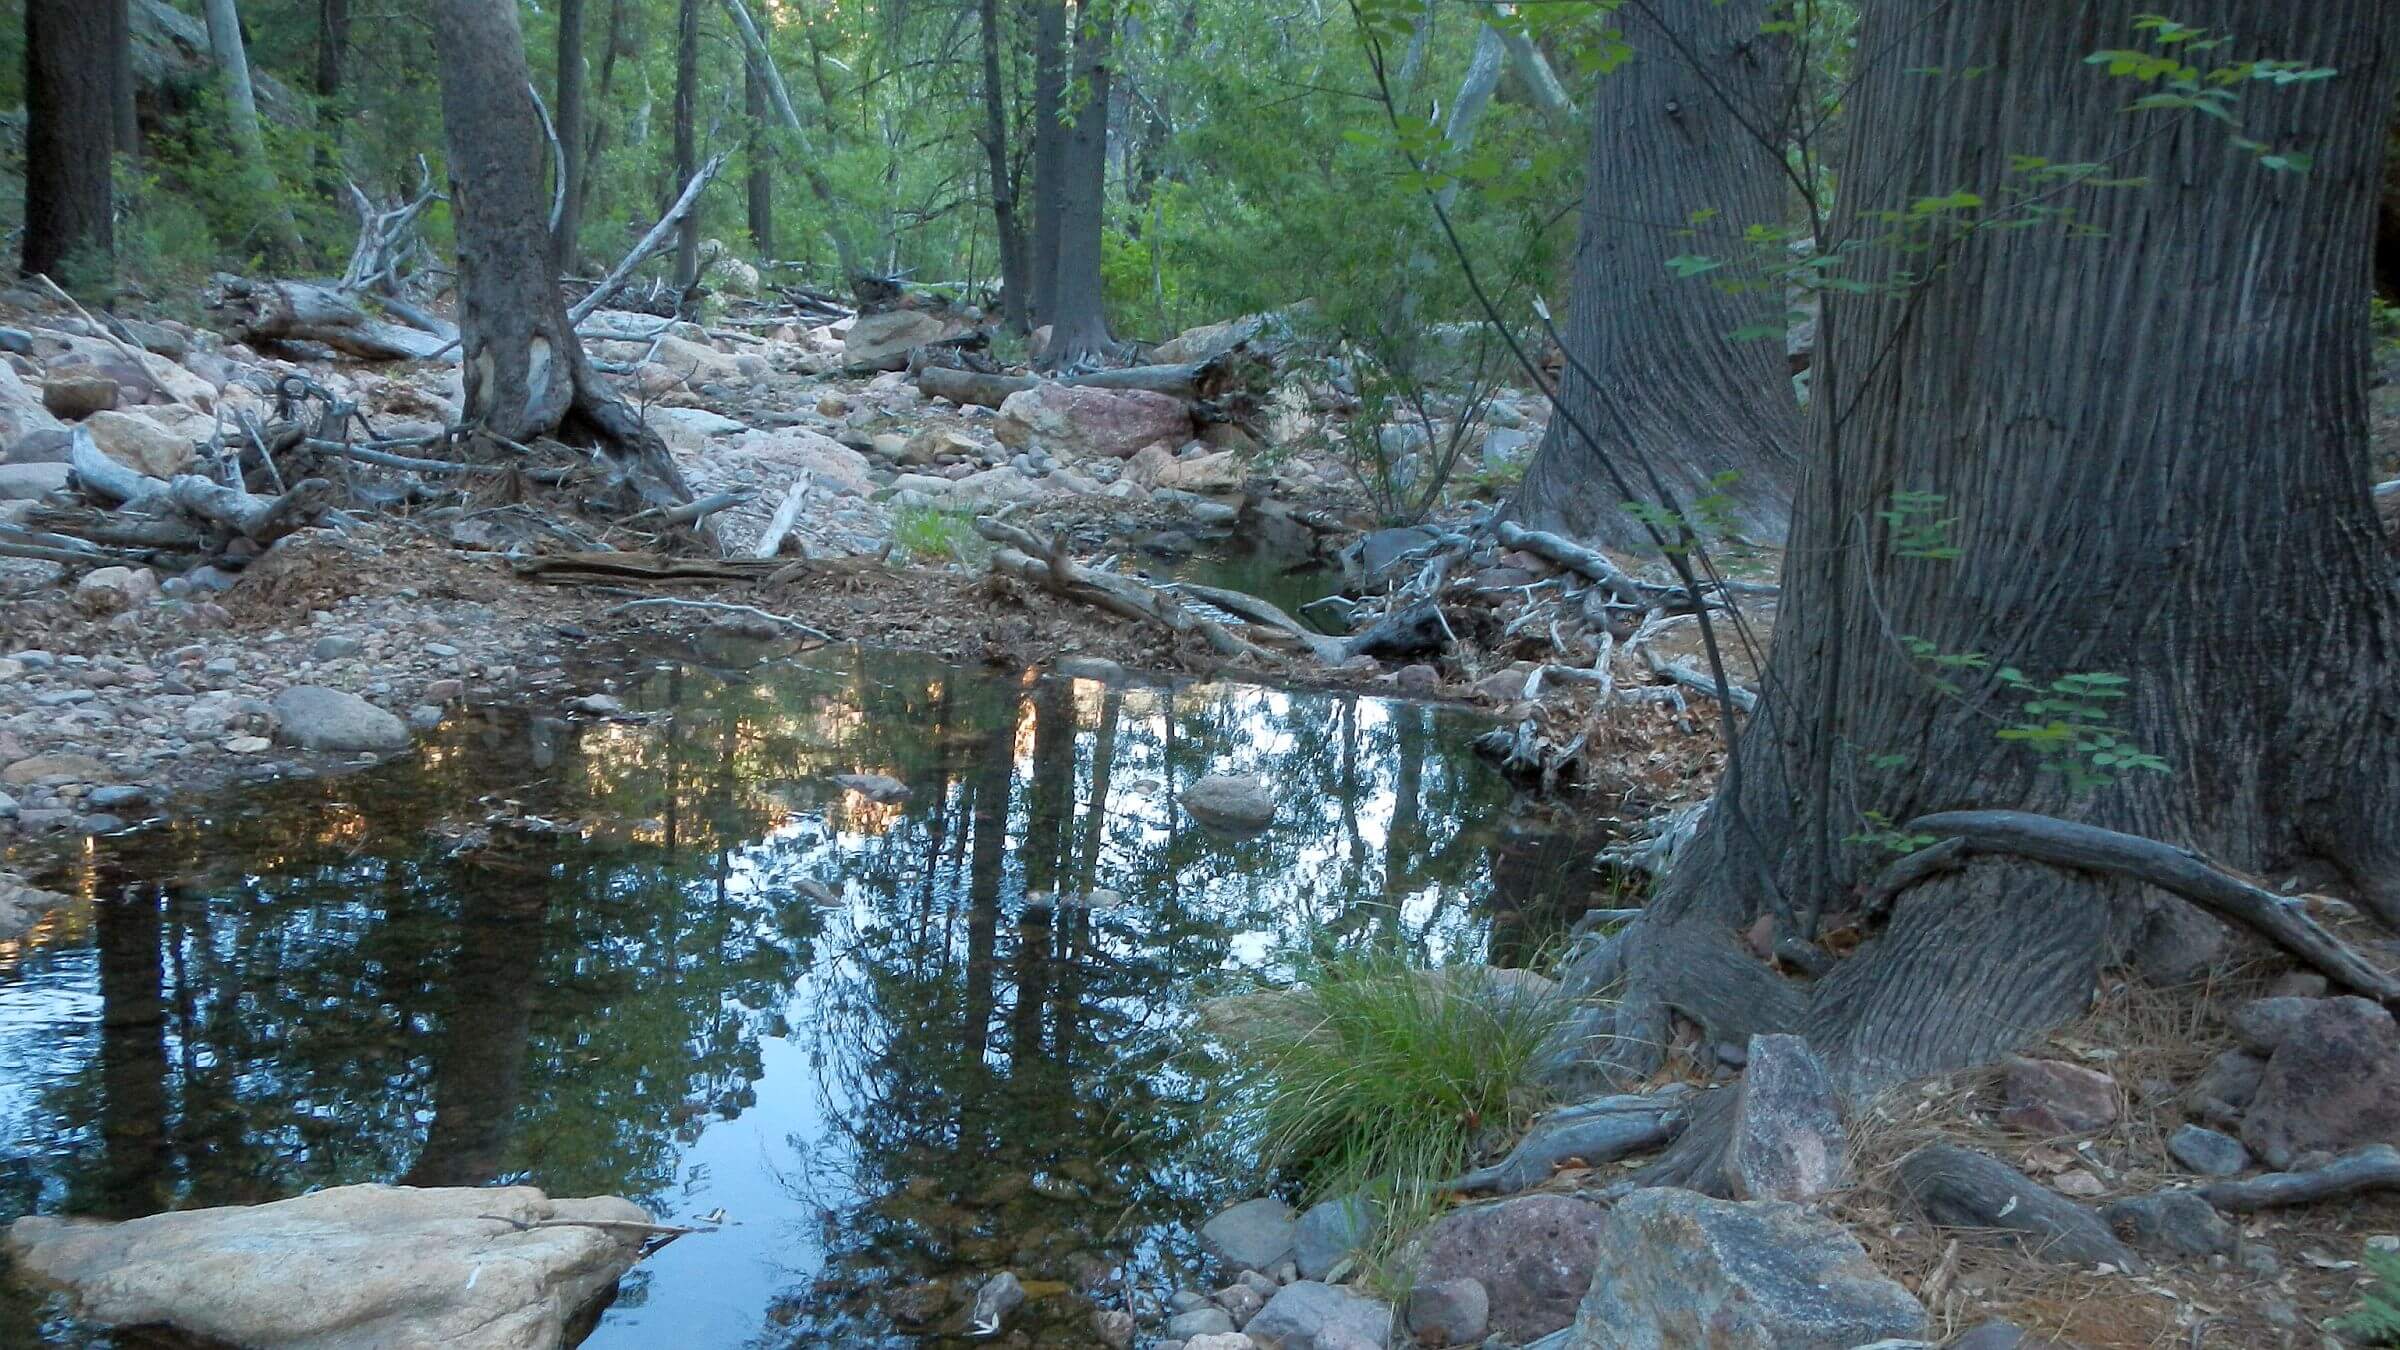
[1165, 579, 1348, 664]
[1901, 810, 2400, 1004]
[67, 427, 169, 509]
[916, 356, 1267, 409]
[2201, 1145, 2400, 1212]
[165, 475, 331, 545]
[213, 278, 458, 361]
[753, 482, 810, 559]
[511, 552, 790, 585]
[977, 517, 1277, 663]
[1493, 519, 1654, 607]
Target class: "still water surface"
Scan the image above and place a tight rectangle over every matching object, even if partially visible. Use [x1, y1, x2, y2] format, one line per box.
[0, 647, 1584, 1346]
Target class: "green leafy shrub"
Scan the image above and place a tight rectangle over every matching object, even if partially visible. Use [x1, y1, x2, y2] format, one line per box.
[890, 504, 979, 566]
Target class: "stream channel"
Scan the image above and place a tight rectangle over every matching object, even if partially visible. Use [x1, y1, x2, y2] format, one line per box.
[0, 644, 1594, 1347]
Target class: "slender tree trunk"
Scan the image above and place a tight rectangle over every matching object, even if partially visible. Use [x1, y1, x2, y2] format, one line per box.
[1508, 0, 1799, 550]
[1027, 0, 1068, 324]
[671, 0, 704, 292]
[23, 0, 115, 284]
[311, 0, 348, 195]
[200, 0, 302, 263]
[108, 0, 137, 156]
[745, 58, 775, 257]
[979, 0, 1030, 331]
[430, 0, 691, 506]
[717, 0, 862, 284]
[1608, 1, 2400, 1174]
[554, 0, 587, 271]
[1038, 10, 1117, 369]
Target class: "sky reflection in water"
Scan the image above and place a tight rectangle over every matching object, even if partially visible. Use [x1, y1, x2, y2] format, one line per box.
[0, 647, 1588, 1347]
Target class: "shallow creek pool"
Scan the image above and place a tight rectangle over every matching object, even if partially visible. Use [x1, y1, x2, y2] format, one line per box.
[0, 647, 1594, 1347]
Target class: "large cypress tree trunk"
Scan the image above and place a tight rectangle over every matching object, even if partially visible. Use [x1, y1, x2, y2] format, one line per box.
[108, 0, 137, 156]
[554, 0, 587, 271]
[1038, 13, 1117, 370]
[1608, 0, 2400, 1145]
[431, 0, 691, 507]
[1508, 0, 1799, 551]
[23, 0, 116, 283]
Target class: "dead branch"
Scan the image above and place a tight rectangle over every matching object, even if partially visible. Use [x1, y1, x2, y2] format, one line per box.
[569, 152, 731, 325]
[1165, 579, 1349, 663]
[1641, 647, 1759, 712]
[608, 597, 831, 639]
[216, 279, 457, 361]
[753, 482, 810, 559]
[29, 274, 185, 407]
[1493, 519, 1653, 606]
[165, 475, 331, 545]
[1902, 809, 2400, 1004]
[68, 427, 168, 509]
[2201, 1145, 2400, 1212]
[977, 516, 1278, 663]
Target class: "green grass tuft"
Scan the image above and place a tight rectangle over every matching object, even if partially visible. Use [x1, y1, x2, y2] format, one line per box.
[2339, 1245, 2400, 1345]
[890, 504, 980, 565]
[1227, 945, 1572, 1290]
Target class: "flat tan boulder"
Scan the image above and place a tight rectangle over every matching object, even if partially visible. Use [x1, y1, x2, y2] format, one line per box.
[6, 1183, 654, 1350]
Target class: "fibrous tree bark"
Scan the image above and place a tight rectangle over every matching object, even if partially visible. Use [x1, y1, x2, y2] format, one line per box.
[23, 0, 116, 282]
[1037, 9, 1119, 370]
[108, 0, 138, 156]
[671, 0, 704, 293]
[717, 0, 863, 285]
[1603, 0, 2400, 1176]
[1508, 0, 1799, 550]
[554, 0, 587, 270]
[430, 0, 691, 507]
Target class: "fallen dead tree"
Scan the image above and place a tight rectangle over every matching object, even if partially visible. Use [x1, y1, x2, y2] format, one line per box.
[0, 427, 333, 571]
[209, 277, 458, 361]
[974, 516, 1286, 664]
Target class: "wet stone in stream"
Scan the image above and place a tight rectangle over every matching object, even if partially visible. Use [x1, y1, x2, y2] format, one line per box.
[0, 646, 1591, 1348]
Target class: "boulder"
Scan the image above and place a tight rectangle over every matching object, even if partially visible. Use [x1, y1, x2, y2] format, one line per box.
[730, 427, 878, 497]
[646, 406, 748, 453]
[1151, 448, 1245, 494]
[271, 686, 412, 753]
[1407, 1194, 1609, 1343]
[4, 1183, 650, 1350]
[0, 462, 70, 500]
[1183, 773, 1276, 833]
[2189, 1051, 2265, 1127]
[1199, 1197, 1297, 1274]
[2230, 996, 2318, 1056]
[993, 384, 1193, 459]
[84, 408, 192, 478]
[1294, 1193, 1373, 1280]
[1166, 1306, 1236, 1338]
[2166, 1123, 2250, 1177]
[1406, 1277, 1488, 1347]
[6, 427, 75, 465]
[2, 753, 116, 786]
[1999, 1057, 2121, 1136]
[1568, 1188, 1928, 1350]
[2240, 996, 2400, 1168]
[1724, 1034, 1848, 1201]
[0, 363, 66, 447]
[72, 565, 158, 615]
[1244, 1280, 1393, 1350]
[41, 373, 119, 419]
[951, 465, 1050, 503]
[844, 310, 950, 371]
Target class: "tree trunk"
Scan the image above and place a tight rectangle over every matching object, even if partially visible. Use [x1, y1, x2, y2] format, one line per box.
[979, 0, 1030, 332]
[1611, 0, 2400, 1160]
[23, 0, 115, 283]
[744, 57, 774, 257]
[578, 0, 631, 237]
[671, 0, 703, 293]
[717, 0, 861, 284]
[1027, 0, 1068, 324]
[200, 0, 302, 264]
[1038, 10, 1117, 369]
[108, 0, 137, 156]
[431, 0, 692, 507]
[554, 0, 587, 271]
[311, 0, 348, 196]
[1508, 0, 1799, 550]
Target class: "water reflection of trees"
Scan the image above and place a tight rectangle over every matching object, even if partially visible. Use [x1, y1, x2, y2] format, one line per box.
[0, 648, 1535, 1347]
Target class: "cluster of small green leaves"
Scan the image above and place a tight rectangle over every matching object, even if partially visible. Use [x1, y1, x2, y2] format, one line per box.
[1992, 668, 2170, 793]
[2335, 1244, 2400, 1345]
[1847, 810, 1939, 856]
[2088, 14, 2335, 172]
[1619, 469, 1743, 547]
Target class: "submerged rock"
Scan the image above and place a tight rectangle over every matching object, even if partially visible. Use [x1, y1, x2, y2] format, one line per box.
[5, 1183, 651, 1350]
[1183, 773, 1276, 832]
[1568, 1188, 1928, 1349]
[1200, 1197, 1298, 1274]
